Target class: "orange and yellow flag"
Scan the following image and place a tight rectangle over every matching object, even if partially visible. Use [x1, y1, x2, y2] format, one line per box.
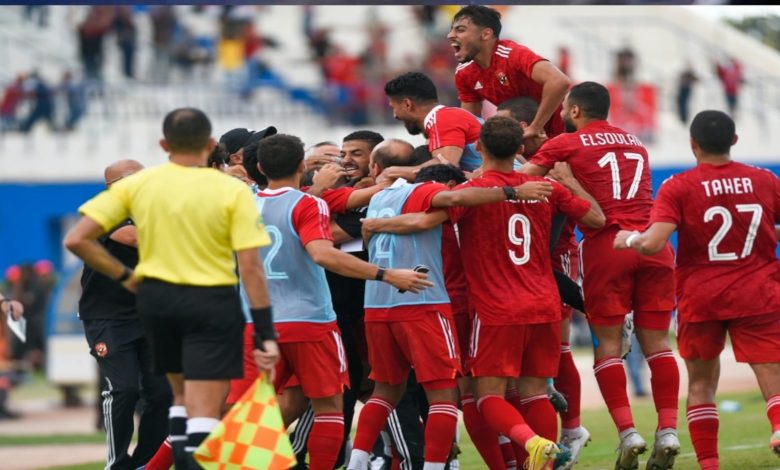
[194, 376, 295, 469]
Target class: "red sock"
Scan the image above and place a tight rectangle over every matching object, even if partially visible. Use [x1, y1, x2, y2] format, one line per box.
[646, 350, 680, 430]
[594, 357, 634, 432]
[498, 435, 517, 470]
[687, 404, 719, 470]
[353, 397, 393, 452]
[767, 394, 780, 432]
[425, 402, 459, 463]
[144, 436, 173, 470]
[513, 394, 558, 465]
[556, 343, 582, 429]
[461, 395, 506, 469]
[477, 395, 536, 446]
[308, 413, 344, 470]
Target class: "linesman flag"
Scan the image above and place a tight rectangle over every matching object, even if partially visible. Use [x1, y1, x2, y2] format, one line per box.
[195, 375, 295, 469]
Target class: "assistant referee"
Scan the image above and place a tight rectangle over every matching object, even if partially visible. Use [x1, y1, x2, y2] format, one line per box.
[65, 108, 279, 470]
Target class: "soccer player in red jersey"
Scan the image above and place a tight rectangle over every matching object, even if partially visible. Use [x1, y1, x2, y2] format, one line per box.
[523, 81, 681, 469]
[448, 5, 571, 141]
[498, 96, 589, 467]
[349, 138, 558, 470]
[363, 117, 605, 470]
[614, 110, 780, 468]
[385, 72, 484, 172]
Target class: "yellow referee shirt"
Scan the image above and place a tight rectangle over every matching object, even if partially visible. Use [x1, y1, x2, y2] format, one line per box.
[79, 162, 270, 286]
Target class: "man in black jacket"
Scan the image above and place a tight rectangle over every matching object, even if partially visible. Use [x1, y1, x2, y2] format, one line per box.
[79, 160, 172, 470]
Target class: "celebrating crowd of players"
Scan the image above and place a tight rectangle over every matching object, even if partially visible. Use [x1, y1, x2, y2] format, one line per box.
[63, 5, 780, 470]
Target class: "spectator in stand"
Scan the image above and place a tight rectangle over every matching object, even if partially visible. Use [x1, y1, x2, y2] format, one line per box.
[149, 6, 177, 82]
[676, 62, 698, 124]
[615, 46, 637, 85]
[78, 7, 115, 82]
[714, 56, 744, 118]
[0, 75, 26, 132]
[113, 6, 137, 79]
[59, 71, 88, 131]
[20, 72, 56, 134]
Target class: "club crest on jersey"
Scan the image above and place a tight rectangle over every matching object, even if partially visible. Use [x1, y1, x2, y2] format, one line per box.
[496, 71, 508, 86]
[95, 342, 108, 358]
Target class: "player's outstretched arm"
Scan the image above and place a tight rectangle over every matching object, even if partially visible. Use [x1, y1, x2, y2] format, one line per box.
[430, 181, 553, 208]
[520, 162, 550, 176]
[362, 211, 450, 240]
[431, 146, 465, 167]
[345, 182, 391, 210]
[614, 222, 677, 255]
[305, 240, 434, 293]
[64, 216, 137, 292]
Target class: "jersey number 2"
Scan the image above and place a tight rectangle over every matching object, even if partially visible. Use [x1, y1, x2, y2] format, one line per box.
[704, 204, 762, 261]
[263, 226, 288, 279]
[598, 151, 644, 200]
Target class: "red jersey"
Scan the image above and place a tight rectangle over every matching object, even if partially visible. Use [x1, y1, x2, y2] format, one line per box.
[365, 182, 452, 322]
[446, 170, 591, 325]
[442, 222, 469, 315]
[454, 39, 564, 137]
[299, 186, 355, 215]
[650, 161, 780, 322]
[531, 120, 654, 238]
[425, 105, 481, 151]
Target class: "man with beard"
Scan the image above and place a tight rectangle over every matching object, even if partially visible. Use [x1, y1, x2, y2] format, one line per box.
[448, 5, 570, 142]
[523, 82, 680, 470]
[385, 72, 483, 172]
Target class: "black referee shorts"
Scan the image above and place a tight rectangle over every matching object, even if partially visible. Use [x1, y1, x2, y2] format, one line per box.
[137, 279, 244, 380]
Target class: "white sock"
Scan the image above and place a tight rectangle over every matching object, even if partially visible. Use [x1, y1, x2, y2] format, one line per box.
[423, 463, 446, 470]
[347, 449, 369, 470]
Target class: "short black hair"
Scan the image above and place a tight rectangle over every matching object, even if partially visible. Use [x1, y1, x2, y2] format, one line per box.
[343, 130, 385, 150]
[453, 5, 502, 38]
[384, 72, 438, 103]
[162, 108, 212, 153]
[256, 134, 305, 180]
[479, 116, 523, 160]
[207, 143, 230, 168]
[690, 110, 736, 154]
[567, 82, 610, 120]
[415, 164, 467, 185]
[409, 145, 433, 167]
[242, 141, 267, 186]
[372, 139, 415, 169]
[497, 97, 539, 124]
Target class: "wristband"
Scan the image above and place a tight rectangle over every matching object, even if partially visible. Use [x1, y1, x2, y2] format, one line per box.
[375, 267, 386, 281]
[250, 306, 277, 350]
[625, 232, 640, 249]
[502, 186, 518, 201]
[115, 267, 132, 283]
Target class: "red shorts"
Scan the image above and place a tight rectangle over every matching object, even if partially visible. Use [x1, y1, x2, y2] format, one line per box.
[365, 311, 460, 386]
[467, 315, 561, 378]
[554, 248, 580, 320]
[227, 323, 258, 404]
[453, 312, 472, 371]
[678, 311, 780, 363]
[273, 330, 349, 399]
[580, 226, 675, 320]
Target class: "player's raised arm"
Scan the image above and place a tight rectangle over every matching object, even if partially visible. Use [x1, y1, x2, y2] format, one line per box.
[547, 161, 605, 229]
[527, 60, 572, 139]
